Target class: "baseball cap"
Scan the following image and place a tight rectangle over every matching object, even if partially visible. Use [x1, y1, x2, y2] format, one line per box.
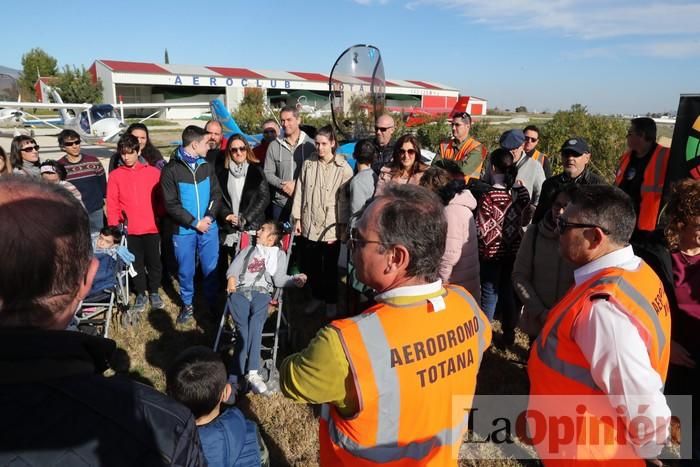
[560, 137, 590, 155]
[499, 129, 525, 150]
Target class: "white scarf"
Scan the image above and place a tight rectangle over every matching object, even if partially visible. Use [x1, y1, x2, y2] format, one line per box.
[255, 244, 279, 276]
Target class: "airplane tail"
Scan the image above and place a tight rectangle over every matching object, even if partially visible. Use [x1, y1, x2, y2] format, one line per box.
[448, 96, 470, 119]
[210, 99, 246, 138]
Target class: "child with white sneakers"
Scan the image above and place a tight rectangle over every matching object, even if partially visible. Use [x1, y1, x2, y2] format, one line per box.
[225, 221, 306, 394]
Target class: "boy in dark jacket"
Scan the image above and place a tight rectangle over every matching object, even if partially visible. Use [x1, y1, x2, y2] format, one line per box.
[167, 346, 266, 467]
[160, 126, 223, 323]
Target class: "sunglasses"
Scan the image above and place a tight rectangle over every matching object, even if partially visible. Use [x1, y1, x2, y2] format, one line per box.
[524, 137, 538, 143]
[375, 126, 394, 133]
[348, 227, 386, 251]
[399, 149, 416, 156]
[263, 129, 277, 135]
[229, 146, 247, 153]
[557, 217, 610, 235]
[561, 151, 586, 158]
[63, 140, 81, 147]
[21, 145, 40, 152]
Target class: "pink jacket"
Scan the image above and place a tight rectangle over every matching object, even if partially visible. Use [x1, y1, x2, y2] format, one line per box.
[440, 190, 481, 303]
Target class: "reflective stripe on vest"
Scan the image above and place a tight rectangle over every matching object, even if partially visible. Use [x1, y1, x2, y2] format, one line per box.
[615, 145, 670, 231]
[322, 286, 488, 464]
[321, 405, 470, 463]
[536, 274, 666, 390]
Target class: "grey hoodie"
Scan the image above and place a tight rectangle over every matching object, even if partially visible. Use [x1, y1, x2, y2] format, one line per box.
[263, 131, 315, 208]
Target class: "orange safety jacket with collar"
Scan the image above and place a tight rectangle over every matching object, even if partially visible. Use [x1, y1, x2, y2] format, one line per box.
[530, 149, 547, 166]
[438, 138, 488, 180]
[319, 285, 492, 466]
[614, 145, 671, 232]
[527, 262, 671, 466]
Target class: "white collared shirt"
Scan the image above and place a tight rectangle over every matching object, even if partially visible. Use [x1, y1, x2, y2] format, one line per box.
[572, 245, 670, 458]
[373, 279, 443, 302]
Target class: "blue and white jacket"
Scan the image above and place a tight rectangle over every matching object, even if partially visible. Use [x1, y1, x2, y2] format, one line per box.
[160, 148, 223, 235]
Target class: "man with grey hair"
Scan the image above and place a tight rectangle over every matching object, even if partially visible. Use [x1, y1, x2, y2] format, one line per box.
[0, 176, 204, 466]
[263, 106, 315, 222]
[280, 184, 491, 465]
[528, 184, 671, 465]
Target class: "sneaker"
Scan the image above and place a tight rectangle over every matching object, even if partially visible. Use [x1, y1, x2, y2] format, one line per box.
[176, 304, 194, 324]
[149, 293, 165, 310]
[325, 303, 337, 319]
[304, 298, 324, 315]
[132, 294, 148, 313]
[246, 371, 268, 395]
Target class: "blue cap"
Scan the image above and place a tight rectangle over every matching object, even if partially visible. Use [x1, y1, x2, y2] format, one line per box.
[499, 129, 526, 150]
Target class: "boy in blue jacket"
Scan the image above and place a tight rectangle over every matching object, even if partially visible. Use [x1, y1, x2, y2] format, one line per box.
[167, 346, 266, 467]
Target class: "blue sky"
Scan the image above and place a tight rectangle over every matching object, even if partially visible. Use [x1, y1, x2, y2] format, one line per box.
[2, 0, 698, 114]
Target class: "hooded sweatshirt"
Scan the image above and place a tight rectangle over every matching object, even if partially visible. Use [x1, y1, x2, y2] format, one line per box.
[106, 162, 162, 235]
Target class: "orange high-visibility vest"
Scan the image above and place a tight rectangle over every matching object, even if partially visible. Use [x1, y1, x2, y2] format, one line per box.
[614, 145, 671, 231]
[438, 138, 488, 180]
[530, 149, 547, 167]
[319, 285, 492, 466]
[527, 262, 671, 466]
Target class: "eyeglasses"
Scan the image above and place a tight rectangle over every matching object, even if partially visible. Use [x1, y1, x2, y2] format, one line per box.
[524, 137, 538, 143]
[21, 145, 40, 152]
[229, 147, 246, 153]
[399, 149, 416, 156]
[557, 217, 610, 235]
[375, 126, 394, 133]
[348, 227, 387, 251]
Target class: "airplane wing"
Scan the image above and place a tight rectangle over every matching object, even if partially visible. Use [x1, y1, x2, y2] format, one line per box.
[0, 101, 91, 110]
[118, 102, 210, 109]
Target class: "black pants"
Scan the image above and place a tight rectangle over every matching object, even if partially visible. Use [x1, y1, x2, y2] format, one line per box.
[299, 237, 340, 305]
[128, 233, 162, 295]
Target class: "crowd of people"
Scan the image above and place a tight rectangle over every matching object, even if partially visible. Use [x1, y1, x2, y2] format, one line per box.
[0, 105, 698, 466]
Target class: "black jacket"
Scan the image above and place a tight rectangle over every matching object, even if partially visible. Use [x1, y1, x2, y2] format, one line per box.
[0, 328, 205, 467]
[217, 162, 270, 233]
[532, 167, 607, 223]
[371, 140, 395, 175]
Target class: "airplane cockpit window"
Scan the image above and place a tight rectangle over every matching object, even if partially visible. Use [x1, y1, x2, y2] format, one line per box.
[80, 112, 90, 132]
[90, 105, 117, 122]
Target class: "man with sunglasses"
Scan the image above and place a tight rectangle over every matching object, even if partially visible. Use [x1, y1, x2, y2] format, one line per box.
[57, 129, 107, 234]
[528, 184, 671, 465]
[523, 125, 552, 178]
[433, 111, 488, 180]
[370, 114, 396, 174]
[532, 137, 605, 224]
[280, 184, 492, 466]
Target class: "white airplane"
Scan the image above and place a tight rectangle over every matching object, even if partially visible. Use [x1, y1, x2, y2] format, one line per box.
[0, 84, 209, 143]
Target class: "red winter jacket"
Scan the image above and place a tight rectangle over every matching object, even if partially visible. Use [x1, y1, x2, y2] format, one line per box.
[107, 162, 163, 235]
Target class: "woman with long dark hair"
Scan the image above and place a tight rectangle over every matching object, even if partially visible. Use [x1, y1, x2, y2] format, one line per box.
[109, 123, 165, 171]
[0, 146, 12, 176]
[476, 148, 530, 348]
[217, 134, 269, 263]
[374, 134, 428, 196]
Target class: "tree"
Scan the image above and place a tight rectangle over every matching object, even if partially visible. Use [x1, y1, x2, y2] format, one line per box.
[18, 48, 58, 99]
[164, 49, 170, 64]
[539, 104, 627, 182]
[232, 88, 266, 134]
[515, 106, 528, 113]
[54, 66, 103, 104]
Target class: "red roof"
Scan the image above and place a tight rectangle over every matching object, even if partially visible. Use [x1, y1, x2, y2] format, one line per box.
[206, 67, 265, 79]
[100, 60, 169, 74]
[406, 80, 440, 90]
[288, 71, 329, 82]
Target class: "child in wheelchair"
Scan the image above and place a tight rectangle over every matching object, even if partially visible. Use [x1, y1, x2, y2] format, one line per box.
[225, 221, 306, 394]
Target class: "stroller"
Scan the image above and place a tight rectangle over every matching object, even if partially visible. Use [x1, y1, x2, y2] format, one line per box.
[76, 221, 132, 337]
[213, 225, 295, 391]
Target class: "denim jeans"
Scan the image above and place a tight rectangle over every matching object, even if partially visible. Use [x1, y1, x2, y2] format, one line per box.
[480, 257, 518, 342]
[88, 209, 105, 235]
[228, 290, 271, 377]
